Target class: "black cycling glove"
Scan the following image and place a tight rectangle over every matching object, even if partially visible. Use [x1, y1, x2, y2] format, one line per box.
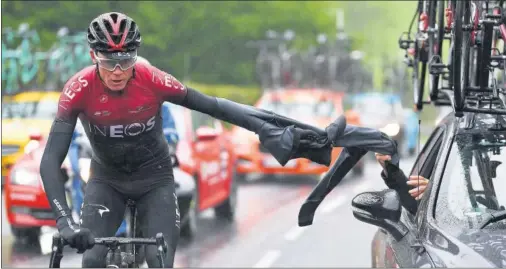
[56, 217, 95, 253]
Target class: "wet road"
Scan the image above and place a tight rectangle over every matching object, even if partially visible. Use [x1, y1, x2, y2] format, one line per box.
[2, 157, 416, 268]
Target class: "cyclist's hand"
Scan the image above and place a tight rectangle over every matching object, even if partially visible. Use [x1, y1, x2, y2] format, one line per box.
[375, 153, 391, 169]
[57, 217, 95, 253]
[407, 175, 429, 200]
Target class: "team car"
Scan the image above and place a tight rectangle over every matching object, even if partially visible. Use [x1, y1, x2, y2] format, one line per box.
[5, 103, 239, 241]
[231, 88, 364, 180]
[352, 109, 506, 267]
[1, 91, 61, 187]
[349, 92, 413, 155]
[157, 103, 239, 238]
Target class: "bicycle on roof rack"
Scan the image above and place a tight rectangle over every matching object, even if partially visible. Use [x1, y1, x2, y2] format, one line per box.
[446, 0, 506, 116]
[402, 0, 506, 117]
[399, 0, 433, 111]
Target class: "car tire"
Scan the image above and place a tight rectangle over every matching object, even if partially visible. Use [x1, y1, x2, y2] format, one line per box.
[180, 176, 199, 240]
[11, 227, 40, 243]
[214, 166, 238, 221]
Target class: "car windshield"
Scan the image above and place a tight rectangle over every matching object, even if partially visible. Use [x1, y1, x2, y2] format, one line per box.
[353, 97, 398, 118]
[2, 100, 58, 119]
[258, 99, 338, 119]
[435, 131, 506, 234]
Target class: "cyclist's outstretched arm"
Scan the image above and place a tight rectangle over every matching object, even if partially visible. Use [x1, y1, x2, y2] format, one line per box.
[142, 64, 331, 166]
[40, 75, 86, 226]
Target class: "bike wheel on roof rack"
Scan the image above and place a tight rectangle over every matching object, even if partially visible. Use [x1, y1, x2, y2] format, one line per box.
[428, 0, 447, 102]
[413, 0, 428, 111]
[478, 2, 494, 92]
[451, 0, 471, 115]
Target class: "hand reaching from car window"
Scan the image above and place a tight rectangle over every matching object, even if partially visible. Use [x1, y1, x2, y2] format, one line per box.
[407, 175, 429, 200]
[375, 153, 429, 200]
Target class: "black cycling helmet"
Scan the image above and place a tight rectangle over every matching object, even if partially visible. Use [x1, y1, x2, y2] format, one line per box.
[87, 12, 141, 52]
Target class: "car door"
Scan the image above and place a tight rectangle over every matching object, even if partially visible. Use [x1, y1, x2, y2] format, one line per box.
[190, 110, 223, 211]
[384, 126, 446, 268]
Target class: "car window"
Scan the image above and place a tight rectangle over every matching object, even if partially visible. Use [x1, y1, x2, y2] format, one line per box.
[2, 100, 58, 119]
[257, 99, 338, 119]
[404, 127, 445, 223]
[352, 96, 400, 118]
[410, 127, 445, 178]
[435, 131, 506, 235]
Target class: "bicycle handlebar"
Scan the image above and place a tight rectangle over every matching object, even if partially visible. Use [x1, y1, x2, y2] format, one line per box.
[49, 232, 167, 268]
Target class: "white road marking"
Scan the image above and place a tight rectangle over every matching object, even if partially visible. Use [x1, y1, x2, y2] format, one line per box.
[253, 250, 281, 268]
[320, 196, 346, 214]
[284, 226, 308, 241]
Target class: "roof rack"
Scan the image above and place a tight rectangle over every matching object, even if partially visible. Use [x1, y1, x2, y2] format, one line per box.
[438, 85, 506, 117]
[416, 0, 506, 119]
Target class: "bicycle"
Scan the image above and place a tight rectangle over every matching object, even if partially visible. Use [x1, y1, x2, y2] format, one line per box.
[49, 199, 168, 268]
[399, 0, 430, 111]
[445, 0, 506, 116]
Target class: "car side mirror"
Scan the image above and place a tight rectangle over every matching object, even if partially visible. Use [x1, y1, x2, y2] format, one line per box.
[195, 126, 219, 141]
[352, 189, 409, 241]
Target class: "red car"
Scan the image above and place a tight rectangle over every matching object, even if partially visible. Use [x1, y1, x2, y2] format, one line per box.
[169, 104, 239, 238]
[5, 104, 239, 241]
[231, 88, 365, 180]
[4, 132, 72, 241]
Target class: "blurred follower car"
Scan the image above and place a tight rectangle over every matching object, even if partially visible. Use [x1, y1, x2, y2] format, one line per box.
[5, 103, 240, 241]
[1, 90, 61, 187]
[350, 92, 415, 155]
[351, 109, 506, 267]
[4, 134, 74, 242]
[231, 88, 365, 179]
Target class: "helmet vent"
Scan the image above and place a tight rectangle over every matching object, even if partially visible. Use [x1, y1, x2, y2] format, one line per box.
[92, 22, 107, 41]
[110, 13, 119, 23]
[103, 20, 114, 36]
[126, 22, 137, 40]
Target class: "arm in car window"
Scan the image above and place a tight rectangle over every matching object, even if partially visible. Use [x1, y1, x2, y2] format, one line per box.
[375, 153, 425, 215]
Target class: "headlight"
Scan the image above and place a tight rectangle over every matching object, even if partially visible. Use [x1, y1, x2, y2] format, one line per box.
[24, 140, 40, 154]
[79, 158, 91, 183]
[11, 169, 40, 186]
[380, 123, 400, 136]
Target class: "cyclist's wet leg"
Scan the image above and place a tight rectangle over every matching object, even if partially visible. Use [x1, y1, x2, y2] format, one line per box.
[80, 179, 126, 268]
[136, 181, 180, 268]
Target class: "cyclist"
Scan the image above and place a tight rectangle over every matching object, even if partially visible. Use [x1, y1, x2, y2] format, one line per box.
[40, 12, 329, 268]
[72, 56, 180, 239]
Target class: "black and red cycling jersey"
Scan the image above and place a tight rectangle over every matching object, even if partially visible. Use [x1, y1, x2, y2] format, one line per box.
[56, 62, 186, 172]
